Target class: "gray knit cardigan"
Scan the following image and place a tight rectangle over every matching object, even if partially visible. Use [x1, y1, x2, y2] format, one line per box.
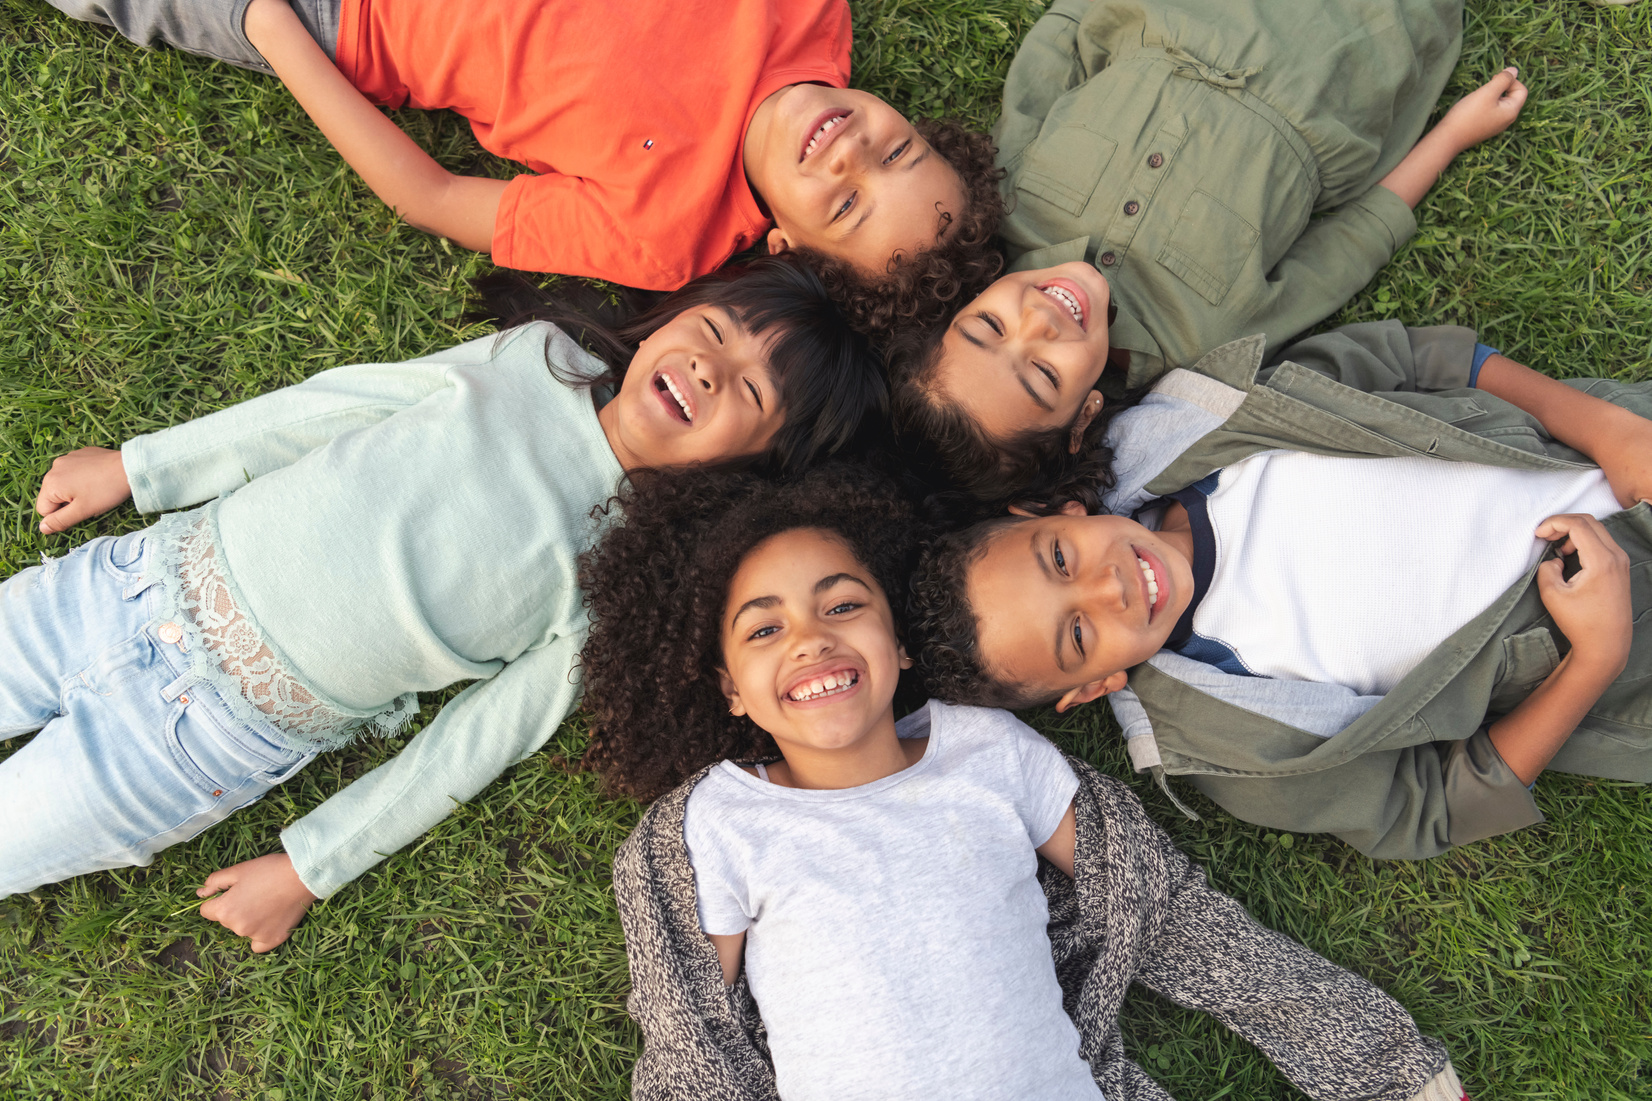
[613, 755, 1465, 1101]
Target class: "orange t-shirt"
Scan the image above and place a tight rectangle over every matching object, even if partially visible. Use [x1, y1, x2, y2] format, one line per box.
[334, 0, 852, 289]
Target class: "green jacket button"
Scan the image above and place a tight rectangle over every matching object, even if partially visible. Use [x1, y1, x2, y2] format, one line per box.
[1147, 153, 1164, 168]
[1099, 251, 1118, 266]
[1124, 201, 1140, 216]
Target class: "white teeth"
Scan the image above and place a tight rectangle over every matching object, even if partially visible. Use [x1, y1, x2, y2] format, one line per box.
[1138, 556, 1159, 606]
[787, 671, 859, 702]
[662, 375, 692, 421]
[1040, 284, 1085, 326]
[804, 114, 846, 157]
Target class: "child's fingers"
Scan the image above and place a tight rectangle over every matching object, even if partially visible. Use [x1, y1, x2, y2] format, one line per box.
[198, 867, 238, 897]
[1536, 556, 1567, 594]
[37, 498, 93, 535]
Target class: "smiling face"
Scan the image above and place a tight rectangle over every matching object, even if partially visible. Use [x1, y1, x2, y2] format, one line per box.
[598, 304, 786, 470]
[932, 263, 1113, 443]
[967, 510, 1194, 711]
[718, 528, 909, 758]
[743, 86, 966, 275]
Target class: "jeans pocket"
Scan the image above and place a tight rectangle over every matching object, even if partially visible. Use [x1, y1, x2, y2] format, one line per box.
[164, 692, 304, 799]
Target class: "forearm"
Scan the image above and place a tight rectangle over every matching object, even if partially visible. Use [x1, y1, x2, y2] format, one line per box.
[1475, 354, 1643, 459]
[1488, 649, 1623, 785]
[1375, 126, 1461, 209]
[243, 0, 502, 250]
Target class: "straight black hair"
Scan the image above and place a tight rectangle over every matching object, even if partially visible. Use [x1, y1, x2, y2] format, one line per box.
[472, 256, 887, 474]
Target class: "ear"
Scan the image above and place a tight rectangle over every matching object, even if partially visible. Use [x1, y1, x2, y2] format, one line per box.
[1057, 499, 1088, 517]
[896, 643, 914, 671]
[765, 227, 792, 255]
[1066, 390, 1106, 455]
[1053, 670, 1127, 713]
[717, 667, 748, 717]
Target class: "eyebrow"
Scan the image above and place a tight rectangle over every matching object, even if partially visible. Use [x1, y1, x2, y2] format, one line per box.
[955, 324, 1054, 412]
[1032, 532, 1069, 673]
[729, 574, 872, 630]
[719, 305, 748, 335]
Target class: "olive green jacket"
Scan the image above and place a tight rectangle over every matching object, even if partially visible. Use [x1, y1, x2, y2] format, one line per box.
[995, 0, 1462, 386]
[1112, 331, 1652, 859]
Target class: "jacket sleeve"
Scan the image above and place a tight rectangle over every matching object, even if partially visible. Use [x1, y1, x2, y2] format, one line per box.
[1259, 320, 1477, 394]
[1242, 187, 1418, 357]
[613, 781, 778, 1101]
[280, 631, 584, 899]
[992, 0, 1092, 171]
[1183, 727, 1544, 860]
[120, 352, 460, 513]
[1077, 767, 1456, 1101]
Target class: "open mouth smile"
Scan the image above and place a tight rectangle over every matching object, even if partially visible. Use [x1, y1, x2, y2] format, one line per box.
[801, 109, 851, 161]
[784, 668, 861, 703]
[1133, 548, 1164, 623]
[1037, 279, 1089, 331]
[652, 371, 694, 424]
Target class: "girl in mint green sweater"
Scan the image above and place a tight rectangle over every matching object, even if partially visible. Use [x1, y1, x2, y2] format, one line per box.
[1, 257, 882, 953]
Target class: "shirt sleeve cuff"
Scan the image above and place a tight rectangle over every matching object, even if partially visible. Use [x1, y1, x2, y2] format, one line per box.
[1444, 730, 1544, 847]
[1354, 184, 1420, 255]
[120, 436, 166, 515]
[1407, 1060, 1467, 1101]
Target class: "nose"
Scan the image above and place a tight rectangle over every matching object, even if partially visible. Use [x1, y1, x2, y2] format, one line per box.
[826, 127, 869, 177]
[689, 353, 719, 392]
[791, 622, 835, 661]
[1020, 289, 1063, 343]
[1083, 561, 1130, 613]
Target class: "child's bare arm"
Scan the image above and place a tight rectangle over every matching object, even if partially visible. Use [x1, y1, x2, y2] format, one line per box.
[707, 932, 746, 986]
[1033, 801, 1078, 878]
[35, 446, 131, 534]
[1488, 514, 1632, 784]
[1378, 68, 1527, 208]
[1476, 354, 1652, 507]
[244, 0, 505, 252]
[196, 852, 320, 953]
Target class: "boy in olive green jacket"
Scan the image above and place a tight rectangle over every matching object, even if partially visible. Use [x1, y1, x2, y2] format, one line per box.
[995, 0, 1526, 387]
[912, 327, 1652, 859]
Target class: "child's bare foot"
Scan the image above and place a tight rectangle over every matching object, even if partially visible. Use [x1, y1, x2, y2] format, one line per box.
[1437, 67, 1528, 152]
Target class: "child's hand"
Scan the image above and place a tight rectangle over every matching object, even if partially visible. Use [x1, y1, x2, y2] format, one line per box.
[35, 446, 132, 534]
[1534, 513, 1632, 680]
[1437, 67, 1528, 153]
[197, 852, 319, 953]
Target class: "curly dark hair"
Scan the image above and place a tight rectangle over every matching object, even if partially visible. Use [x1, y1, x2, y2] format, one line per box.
[908, 516, 1048, 710]
[471, 255, 887, 475]
[791, 119, 1007, 340]
[884, 320, 1141, 514]
[577, 463, 925, 802]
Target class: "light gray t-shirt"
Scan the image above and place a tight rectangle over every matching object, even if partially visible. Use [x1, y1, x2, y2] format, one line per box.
[682, 700, 1097, 1101]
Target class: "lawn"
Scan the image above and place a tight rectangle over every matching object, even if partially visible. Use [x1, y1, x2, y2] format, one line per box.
[1, 0, 1649, 1097]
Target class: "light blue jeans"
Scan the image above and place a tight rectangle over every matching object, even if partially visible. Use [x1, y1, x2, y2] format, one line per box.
[0, 531, 313, 897]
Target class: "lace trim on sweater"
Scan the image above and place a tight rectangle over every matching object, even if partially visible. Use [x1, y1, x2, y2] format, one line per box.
[146, 504, 418, 752]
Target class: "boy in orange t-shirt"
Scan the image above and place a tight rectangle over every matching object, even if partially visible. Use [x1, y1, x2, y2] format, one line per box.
[45, 0, 998, 300]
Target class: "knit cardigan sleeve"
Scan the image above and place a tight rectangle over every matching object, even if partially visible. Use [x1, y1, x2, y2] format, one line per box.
[612, 771, 776, 1101]
[1060, 761, 1453, 1101]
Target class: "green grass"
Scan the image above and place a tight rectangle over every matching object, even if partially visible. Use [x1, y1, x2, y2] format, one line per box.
[1, 0, 1649, 1097]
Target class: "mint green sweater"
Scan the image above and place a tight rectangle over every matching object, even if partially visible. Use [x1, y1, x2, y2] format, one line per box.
[121, 323, 624, 898]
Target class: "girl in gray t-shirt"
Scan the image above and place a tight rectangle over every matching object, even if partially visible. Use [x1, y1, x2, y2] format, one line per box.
[577, 465, 1466, 1101]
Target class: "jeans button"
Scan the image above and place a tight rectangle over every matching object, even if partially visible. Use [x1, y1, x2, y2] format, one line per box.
[158, 622, 183, 645]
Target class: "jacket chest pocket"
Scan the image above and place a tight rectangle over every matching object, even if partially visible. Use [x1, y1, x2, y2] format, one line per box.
[1017, 126, 1118, 217]
[1488, 626, 1561, 713]
[1156, 190, 1260, 307]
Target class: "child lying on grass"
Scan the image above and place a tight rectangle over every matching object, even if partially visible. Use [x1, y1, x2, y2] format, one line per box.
[43, 0, 999, 299]
[579, 463, 1469, 1101]
[1, 257, 883, 952]
[985, 0, 1524, 381]
[911, 332, 1652, 859]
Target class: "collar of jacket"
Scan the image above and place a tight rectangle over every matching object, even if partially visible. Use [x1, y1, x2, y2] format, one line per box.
[1130, 335, 1598, 775]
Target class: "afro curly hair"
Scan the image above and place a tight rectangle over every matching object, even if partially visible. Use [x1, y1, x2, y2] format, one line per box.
[790, 119, 1008, 341]
[577, 463, 926, 802]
